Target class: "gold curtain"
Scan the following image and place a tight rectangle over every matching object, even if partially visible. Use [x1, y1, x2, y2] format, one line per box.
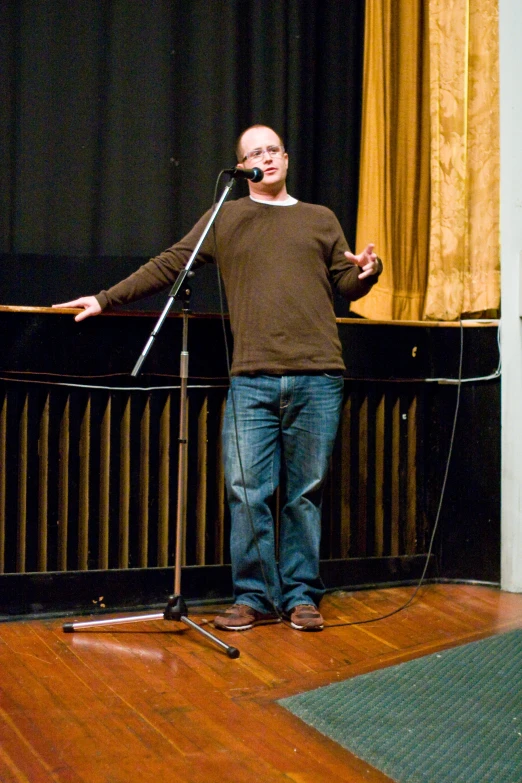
[424, 0, 499, 319]
[353, 0, 430, 320]
[353, 0, 499, 321]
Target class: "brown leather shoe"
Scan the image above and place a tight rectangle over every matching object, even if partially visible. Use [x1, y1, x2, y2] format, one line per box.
[214, 604, 281, 631]
[288, 604, 324, 631]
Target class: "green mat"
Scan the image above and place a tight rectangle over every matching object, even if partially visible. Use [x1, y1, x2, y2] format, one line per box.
[279, 629, 522, 783]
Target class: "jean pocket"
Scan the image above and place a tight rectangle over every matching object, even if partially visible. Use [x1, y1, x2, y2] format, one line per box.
[322, 371, 344, 380]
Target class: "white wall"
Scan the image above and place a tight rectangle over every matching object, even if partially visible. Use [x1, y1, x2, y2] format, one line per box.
[500, 0, 522, 590]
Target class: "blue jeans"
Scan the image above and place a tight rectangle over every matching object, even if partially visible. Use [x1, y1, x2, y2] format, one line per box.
[222, 373, 344, 613]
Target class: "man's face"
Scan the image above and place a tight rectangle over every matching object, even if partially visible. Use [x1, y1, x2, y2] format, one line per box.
[238, 127, 289, 190]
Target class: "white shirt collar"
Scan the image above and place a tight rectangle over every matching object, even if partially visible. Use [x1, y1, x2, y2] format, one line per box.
[249, 195, 298, 206]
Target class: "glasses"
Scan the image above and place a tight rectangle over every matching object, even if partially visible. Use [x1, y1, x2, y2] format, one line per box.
[242, 145, 285, 163]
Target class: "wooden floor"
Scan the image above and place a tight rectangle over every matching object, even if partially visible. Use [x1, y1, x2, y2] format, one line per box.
[1, 583, 521, 783]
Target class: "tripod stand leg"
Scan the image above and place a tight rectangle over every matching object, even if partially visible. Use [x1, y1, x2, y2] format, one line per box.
[180, 616, 240, 658]
[63, 612, 165, 632]
[163, 595, 240, 658]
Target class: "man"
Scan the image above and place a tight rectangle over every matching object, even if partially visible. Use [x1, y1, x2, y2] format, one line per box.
[55, 125, 381, 632]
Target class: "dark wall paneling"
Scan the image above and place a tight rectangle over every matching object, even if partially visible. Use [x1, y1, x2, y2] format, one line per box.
[0, 310, 500, 617]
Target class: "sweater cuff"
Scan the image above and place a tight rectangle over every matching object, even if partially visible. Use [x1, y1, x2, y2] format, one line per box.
[95, 291, 110, 310]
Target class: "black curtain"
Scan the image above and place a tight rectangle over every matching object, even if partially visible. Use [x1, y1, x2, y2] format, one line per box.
[0, 0, 364, 311]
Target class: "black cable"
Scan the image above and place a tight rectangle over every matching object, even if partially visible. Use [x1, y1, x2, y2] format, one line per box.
[324, 319, 465, 629]
[208, 187, 468, 630]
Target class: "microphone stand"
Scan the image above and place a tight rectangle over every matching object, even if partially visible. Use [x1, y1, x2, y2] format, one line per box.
[63, 177, 240, 659]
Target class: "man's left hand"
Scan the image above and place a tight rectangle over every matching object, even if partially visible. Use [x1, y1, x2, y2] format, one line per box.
[345, 243, 381, 279]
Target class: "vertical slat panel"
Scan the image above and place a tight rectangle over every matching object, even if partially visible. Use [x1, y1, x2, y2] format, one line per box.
[57, 396, 70, 571]
[196, 395, 208, 565]
[78, 395, 91, 570]
[17, 394, 28, 573]
[119, 395, 131, 568]
[0, 393, 7, 573]
[98, 396, 111, 570]
[157, 394, 170, 567]
[358, 394, 369, 555]
[390, 396, 401, 556]
[139, 397, 150, 567]
[339, 393, 351, 558]
[214, 395, 226, 564]
[406, 395, 418, 552]
[37, 393, 50, 571]
[415, 387, 427, 551]
[0, 379, 427, 577]
[374, 392, 385, 557]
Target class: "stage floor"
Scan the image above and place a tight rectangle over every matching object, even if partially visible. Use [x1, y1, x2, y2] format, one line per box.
[0, 584, 520, 783]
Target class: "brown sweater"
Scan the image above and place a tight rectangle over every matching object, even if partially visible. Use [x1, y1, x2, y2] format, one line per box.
[95, 197, 380, 375]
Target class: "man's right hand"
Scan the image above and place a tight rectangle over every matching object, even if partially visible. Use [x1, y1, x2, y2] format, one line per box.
[52, 296, 102, 322]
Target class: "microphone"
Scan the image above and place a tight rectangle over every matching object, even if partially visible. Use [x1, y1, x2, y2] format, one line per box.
[224, 166, 264, 183]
